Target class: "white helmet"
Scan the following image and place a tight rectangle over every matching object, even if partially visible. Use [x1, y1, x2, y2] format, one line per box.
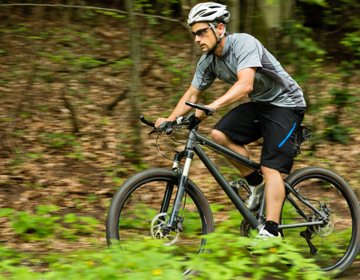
[188, 2, 230, 26]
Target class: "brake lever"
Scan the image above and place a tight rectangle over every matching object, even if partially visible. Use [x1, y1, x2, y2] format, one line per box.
[149, 130, 157, 135]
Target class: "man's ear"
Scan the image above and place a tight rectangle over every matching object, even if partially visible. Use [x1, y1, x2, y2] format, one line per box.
[217, 23, 225, 35]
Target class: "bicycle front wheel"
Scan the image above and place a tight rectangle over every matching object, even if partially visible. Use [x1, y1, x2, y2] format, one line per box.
[106, 168, 214, 275]
[281, 167, 360, 277]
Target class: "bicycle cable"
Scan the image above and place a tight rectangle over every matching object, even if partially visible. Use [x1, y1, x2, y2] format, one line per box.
[170, 127, 188, 145]
[155, 127, 188, 218]
[155, 127, 184, 168]
[162, 136, 180, 154]
[180, 189, 187, 217]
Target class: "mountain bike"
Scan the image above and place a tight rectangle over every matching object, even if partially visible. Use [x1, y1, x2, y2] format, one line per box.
[106, 101, 360, 277]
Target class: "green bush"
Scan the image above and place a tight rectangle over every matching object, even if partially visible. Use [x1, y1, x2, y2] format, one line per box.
[0, 207, 100, 242]
[0, 232, 332, 279]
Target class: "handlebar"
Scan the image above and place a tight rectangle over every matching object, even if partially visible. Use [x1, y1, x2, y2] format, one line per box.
[185, 101, 214, 116]
[139, 102, 213, 135]
[140, 115, 155, 128]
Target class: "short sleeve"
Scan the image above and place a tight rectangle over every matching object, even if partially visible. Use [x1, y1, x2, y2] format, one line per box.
[191, 55, 216, 90]
[233, 34, 263, 73]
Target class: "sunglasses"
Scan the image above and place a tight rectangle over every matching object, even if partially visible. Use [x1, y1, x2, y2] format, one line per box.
[192, 26, 211, 38]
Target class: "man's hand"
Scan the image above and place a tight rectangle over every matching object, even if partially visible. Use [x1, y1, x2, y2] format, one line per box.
[195, 104, 217, 120]
[155, 118, 171, 129]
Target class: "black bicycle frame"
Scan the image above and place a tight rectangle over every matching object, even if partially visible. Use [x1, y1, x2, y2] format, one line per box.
[193, 133, 260, 229]
[166, 127, 326, 231]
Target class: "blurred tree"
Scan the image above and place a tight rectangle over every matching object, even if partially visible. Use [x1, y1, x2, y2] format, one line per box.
[243, 0, 254, 34]
[125, 0, 142, 161]
[256, 0, 295, 52]
[227, 0, 240, 33]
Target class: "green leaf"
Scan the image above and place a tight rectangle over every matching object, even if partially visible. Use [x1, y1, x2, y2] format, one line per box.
[0, 208, 15, 217]
[63, 213, 78, 223]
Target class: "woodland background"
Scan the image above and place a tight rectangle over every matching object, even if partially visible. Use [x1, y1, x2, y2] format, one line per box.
[0, 0, 359, 279]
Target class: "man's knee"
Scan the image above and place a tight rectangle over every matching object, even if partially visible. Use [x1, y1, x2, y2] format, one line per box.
[261, 166, 281, 178]
[211, 129, 228, 145]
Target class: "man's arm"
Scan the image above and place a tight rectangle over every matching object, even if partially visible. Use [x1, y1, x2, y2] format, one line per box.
[155, 85, 204, 128]
[196, 67, 256, 120]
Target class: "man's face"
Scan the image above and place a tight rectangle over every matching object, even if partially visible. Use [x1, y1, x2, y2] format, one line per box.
[191, 22, 216, 53]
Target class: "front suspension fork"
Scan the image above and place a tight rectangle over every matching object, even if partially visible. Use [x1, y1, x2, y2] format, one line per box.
[165, 150, 194, 229]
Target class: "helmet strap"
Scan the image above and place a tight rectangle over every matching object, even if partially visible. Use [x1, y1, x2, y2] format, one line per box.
[207, 23, 227, 55]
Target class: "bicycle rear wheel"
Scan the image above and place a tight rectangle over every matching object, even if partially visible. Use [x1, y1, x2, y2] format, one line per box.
[106, 168, 214, 275]
[281, 167, 360, 277]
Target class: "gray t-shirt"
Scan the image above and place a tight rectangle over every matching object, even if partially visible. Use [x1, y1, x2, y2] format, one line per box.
[191, 33, 306, 107]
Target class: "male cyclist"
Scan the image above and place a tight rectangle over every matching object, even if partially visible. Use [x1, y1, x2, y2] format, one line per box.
[155, 2, 306, 240]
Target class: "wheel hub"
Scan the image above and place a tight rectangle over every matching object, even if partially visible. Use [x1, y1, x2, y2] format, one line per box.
[308, 212, 334, 237]
[316, 213, 334, 237]
[150, 213, 179, 246]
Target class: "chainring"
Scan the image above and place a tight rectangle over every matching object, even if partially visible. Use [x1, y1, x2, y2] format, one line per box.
[240, 212, 263, 237]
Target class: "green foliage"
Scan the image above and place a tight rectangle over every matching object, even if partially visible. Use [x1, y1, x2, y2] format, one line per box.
[73, 56, 105, 69]
[196, 232, 329, 280]
[281, 19, 326, 85]
[105, 166, 128, 188]
[39, 132, 80, 148]
[299, 0, 328, 7]
[219, 166, 241, 181]
[0, 207, 100, 242]
[68, 148, 85, 160]
[0, 233, 332, 279]
[26, 152, 43, 159]
[3, 207, 61, 240]
[131, 162, 150, 172]
[94, 10, 126, 19]
[280, 2, 360, 144]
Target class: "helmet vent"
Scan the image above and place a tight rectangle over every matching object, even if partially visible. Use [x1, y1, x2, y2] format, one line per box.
[202, 11, 217, 17]
[193, 9, 206, 18]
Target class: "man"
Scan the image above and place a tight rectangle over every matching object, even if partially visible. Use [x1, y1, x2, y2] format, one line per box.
[155, 2, 306, 239]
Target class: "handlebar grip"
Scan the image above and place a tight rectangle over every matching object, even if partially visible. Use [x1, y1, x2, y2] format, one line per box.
[140, 115, 155, 127]
[185, 101, 215, 116]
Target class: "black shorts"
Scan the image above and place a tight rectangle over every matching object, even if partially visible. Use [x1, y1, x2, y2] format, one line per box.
[214, 102, 305, 174]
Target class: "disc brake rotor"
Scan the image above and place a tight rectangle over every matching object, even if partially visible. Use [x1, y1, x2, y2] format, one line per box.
[316, 214, 334, 237]
[150, 213, 179, 246]
[309, 213, 334, 237]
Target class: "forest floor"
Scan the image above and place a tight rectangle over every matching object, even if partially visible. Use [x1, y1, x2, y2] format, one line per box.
[0, 7, 359, 279]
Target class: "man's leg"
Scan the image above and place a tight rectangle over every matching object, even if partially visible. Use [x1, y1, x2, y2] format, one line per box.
[256, 105, 305, 236]
[261, 166, 285, 224]
[212, 129, 254, 176]
[212, 128, 264, 211]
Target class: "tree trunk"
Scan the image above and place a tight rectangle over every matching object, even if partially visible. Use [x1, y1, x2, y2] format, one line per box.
[227, 0, 241, 33]
[256, 0, 295, 52]
[125, 0, 142, 162]
[244, 0, 254, 34]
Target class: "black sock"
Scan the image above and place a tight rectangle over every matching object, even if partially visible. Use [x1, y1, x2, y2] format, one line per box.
[264, 221, 278, 236]
[245, 171, 263, 186]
